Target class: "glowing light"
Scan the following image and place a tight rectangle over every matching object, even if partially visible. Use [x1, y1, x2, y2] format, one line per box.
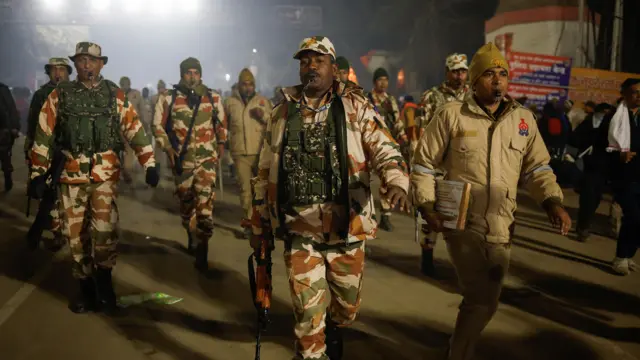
[225, 74, 231, 82]
[252, 49, 257, 54]
[91, 0, 110, 12]
[184, 0, 198, 12]
[43, 0, 65, 11]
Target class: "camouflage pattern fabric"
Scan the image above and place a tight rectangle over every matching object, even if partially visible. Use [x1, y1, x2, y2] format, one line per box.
[153, 87, 227, 242]
[25, 82, 56, 154]
[69, 42, 108, 64]
[367, 91, 407, 145]
[286, 235, 365, 360]
[152, 87, 227, 169]
[293, 36, 337, 60]
[175, 165, 217, 245]
[59, 181, 119, 279]
[29, 77, 156, 183]
[418, 82, 470, 134]
[251, 80, 409, 244]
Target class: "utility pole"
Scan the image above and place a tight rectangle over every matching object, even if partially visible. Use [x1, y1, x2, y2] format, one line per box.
[610, 0, 623, 71]
[577, 0, 585, 67]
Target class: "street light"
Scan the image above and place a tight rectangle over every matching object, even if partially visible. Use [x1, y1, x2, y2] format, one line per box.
[225, 74, 231, 82]
[91, 0, 110, 12]
[252, 48, 257, 54]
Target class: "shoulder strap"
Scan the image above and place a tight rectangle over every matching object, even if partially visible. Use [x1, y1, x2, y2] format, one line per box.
[331, 95, 349, 237]
[179, 95, 201, 159]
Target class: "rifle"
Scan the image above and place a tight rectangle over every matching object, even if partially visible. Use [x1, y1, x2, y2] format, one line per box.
[27, 147, 65, 251]
[247, 233, 274, 360]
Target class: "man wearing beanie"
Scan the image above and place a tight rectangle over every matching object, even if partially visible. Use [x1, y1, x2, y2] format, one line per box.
[251, 36, 408, 360]
[367, 67, 407, 231]
[411, 43, 570, 360]
[153, 57, 228, 272]
[335, 56, 357, 86]
[224, 68, 272, 238]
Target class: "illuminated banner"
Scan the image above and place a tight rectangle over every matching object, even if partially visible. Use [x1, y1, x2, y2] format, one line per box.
[507, 51, 573, 87]
[569, 67, 640, 107]
[508, 83, 568, 109]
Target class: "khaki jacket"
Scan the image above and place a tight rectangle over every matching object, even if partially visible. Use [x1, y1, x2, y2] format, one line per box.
[411, 96, 563, 243]
[224, 92, 272, 156]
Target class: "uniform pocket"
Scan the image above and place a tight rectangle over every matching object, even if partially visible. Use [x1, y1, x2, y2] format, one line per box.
[450, 136, 477, 173]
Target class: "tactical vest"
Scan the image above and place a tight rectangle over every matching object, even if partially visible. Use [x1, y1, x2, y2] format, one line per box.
[278, 98, 345, 207]
[55, 80, 123, 156]
[368, 93, 396, 131]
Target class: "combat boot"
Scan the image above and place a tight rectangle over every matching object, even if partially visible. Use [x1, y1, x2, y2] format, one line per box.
[4, 172, 12, 192]
[420, 248, 436, 277]
[194, 241, 209, 272]
[325, 317, 343, 360]
[379, 214, 394, 232]
[68, 278, 97, 314]
[95, 267, 121, 316]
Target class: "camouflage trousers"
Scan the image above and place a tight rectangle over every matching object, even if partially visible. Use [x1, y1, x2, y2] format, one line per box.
[285, 235, 366, 360]
[175, 164, 216, 245]
[49, 200, 61, 235]
[59, 181, 119, 279]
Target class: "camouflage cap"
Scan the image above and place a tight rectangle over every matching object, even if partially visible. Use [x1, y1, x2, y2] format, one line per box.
[293, 36, 337, 60]
[69, 41, 108, 64]
[446, 53, 468, 71]
[44, 57, 73, 74]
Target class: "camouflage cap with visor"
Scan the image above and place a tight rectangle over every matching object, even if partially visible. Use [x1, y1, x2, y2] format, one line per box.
[69, 42, 108, 64]
[293, 36, 337, 60]
[45, 57, 73, 74]
[445, 53, 469, 71]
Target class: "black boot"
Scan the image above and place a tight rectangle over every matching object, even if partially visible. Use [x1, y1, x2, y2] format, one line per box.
[187, 231, 196, 255]
[194, 242, 209, 272]
[576, 228, 590, 242]
[379, 214, 393, 232]
[68, 278, 97, 313]
[420, 247, 436, 277]
[325, 317, 343, 360]
[95, 267, 121, 316]
[4, 172, 12, 192]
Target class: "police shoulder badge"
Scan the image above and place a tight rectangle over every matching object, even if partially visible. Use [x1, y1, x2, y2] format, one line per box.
[518, 118, 529, 136]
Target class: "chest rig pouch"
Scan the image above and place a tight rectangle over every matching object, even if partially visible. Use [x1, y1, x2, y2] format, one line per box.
[278, 96, 349, 210]
[55, 80, 123, 157]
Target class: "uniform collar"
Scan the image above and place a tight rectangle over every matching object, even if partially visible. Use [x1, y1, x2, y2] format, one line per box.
[439, 81, 469, 97]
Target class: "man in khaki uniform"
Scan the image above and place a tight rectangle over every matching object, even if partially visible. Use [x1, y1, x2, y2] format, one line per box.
[411, 43, 571, 360]
[224, 68, 272, 237]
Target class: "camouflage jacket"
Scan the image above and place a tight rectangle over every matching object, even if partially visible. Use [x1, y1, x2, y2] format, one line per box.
[251, 81, 409, 244]
[419, 82, 470, 133]
[153, 86, 227, 169]
[25, 82, 56, 153]
[30, 78, 156, 184]
[366, 91, 407, 144]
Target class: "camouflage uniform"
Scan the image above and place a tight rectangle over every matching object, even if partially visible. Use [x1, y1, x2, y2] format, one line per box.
[0, 82, 20, 191]
[25, 58, 73, 240]
[30, 43, 156, 291]
[418, 54, 471, 134]
[153, 57, 227, 267]
[120, 76, 144, 181]
[367, 85, 406, 230]
[251, 37, 409, 360]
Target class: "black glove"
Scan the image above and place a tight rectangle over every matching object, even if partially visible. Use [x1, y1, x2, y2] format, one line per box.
[145, 166, 159, 187]
[28, 175, 47, 199]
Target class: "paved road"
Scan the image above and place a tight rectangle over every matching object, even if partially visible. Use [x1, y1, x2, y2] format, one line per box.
[0, 140, 639, 360]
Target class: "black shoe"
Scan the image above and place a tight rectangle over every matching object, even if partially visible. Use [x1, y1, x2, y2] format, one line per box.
[187, 232, 196, 255]
[420, 248, 436, 277]
[576, 228, 590, 242]
[95, 267, 121, 316]
[194, 242, 209, 272]
[68, 278, 97, 313]
[325, 317, 343, 360]
[4, 173, 12, 192]
[379, 214, 393, 232]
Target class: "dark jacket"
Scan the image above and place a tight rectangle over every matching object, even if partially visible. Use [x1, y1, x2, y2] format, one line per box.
[600, 109, 640, 185]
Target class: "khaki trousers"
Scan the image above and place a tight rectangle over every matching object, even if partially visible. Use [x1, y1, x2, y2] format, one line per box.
[445, 231, 511, 360]
[233, 154, 258, 220]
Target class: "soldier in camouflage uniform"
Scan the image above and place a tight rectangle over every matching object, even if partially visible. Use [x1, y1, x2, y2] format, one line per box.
[0, 82, 20, 192]
[119, 76, 144, 183]
[417, 53, 470, 141]
[25, 57, 72, 250]
[153, 57, 227, 272]
[30, 42, 158, 314]
[251, 36, 409, 360]
[335, 56, 357, 87]
[366, 67, 407, 232]
[415, 53, 470, 276]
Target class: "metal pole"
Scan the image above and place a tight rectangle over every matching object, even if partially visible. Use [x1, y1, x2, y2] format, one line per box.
[577, 0, 585, 67]
[610, 0, 623, 71]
